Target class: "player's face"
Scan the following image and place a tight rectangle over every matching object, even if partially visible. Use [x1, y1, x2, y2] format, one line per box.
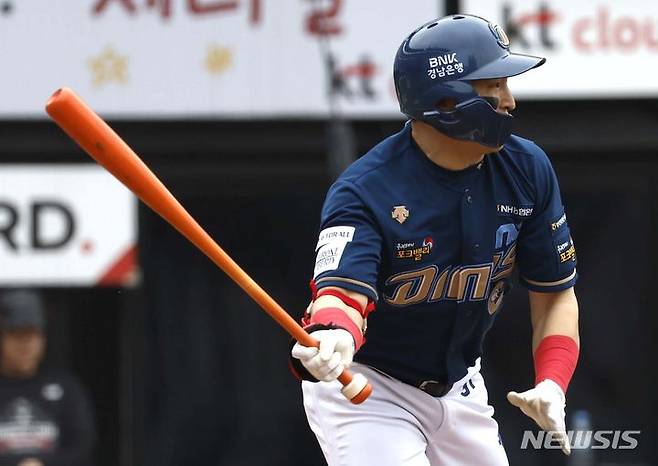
[0, 328, 45, 377]
[470, 78, 516, 115]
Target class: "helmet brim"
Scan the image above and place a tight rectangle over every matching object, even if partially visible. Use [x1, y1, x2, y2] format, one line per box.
[459, 53, 546, 80]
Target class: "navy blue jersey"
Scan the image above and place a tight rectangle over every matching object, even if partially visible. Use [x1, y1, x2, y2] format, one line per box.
[311, 122, 577, 387]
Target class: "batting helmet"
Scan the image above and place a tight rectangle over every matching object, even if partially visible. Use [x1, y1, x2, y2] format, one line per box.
[394, 14, 545, 148]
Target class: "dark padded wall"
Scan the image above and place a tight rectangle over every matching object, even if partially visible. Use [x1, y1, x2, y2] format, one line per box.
[140, 194, 327, 466]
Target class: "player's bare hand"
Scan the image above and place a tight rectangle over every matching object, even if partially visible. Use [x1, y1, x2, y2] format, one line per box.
[507, 379, 570, 455]
[291, 329, 355, 382]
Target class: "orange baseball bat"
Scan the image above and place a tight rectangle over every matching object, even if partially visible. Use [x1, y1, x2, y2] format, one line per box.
[45, 87, 372, 404]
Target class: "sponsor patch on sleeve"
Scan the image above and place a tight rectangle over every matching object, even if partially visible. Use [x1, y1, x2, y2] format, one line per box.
[313, 226, 355, 278]
[316, 226, 355, 250]
[556, 236, 576, 263]
[551, 212, 568, 232]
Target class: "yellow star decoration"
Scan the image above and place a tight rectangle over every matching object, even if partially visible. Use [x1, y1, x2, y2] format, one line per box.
[89, 47, 128, 88]
[205, 45, 232, 75]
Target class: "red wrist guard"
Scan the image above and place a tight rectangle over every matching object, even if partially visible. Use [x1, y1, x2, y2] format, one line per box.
[309, 307, 364, 351]
[310, 280, 376, 319]
[534, 335, 579, 393]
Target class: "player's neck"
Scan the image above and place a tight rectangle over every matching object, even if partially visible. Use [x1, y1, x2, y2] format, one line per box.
[411, 121, 490, 171]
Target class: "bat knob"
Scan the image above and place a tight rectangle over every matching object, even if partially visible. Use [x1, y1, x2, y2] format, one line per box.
[341, 373, 371, 404]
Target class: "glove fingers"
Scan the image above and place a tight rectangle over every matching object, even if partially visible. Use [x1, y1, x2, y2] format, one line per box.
[326, 363, 344, 382]
[545, 413, 566, 432]
[340, 353, 353, 368]
[299, 329, 356, 382]
[301, 354, 324, 375]
[508, 391, 545, 428]
[335, 336, 355, 353]
[561, 438, 571, 456]
[318, 362, 344, 382]
[542, 401, 566, 431]
[326, 352, 343, 372]
[535, 417, 552, 432]
[506, 391, 526, 408]
[508, 382, 570, 456]
[318, 335, 338, 361]
[552, 431, 571, 456]
[310, 352, 343, 380]
[291, 343, 318, 361]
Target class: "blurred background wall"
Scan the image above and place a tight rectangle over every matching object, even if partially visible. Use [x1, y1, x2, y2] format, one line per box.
[0, 1, 656, 465]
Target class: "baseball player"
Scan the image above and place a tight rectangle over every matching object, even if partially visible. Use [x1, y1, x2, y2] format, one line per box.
[291, 14, 580, 466]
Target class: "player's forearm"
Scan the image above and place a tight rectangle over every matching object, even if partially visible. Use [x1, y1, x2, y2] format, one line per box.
[528, 287, 580, 394]
[310, 287, 366, 331]
[529, 287, 579, 352]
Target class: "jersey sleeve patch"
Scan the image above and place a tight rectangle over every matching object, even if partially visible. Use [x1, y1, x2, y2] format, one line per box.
[556, 236, 576, 264]
[316, 226, 355, 250]
[313, 226, 356, 278]
[550, 212, 567, 232]
[550, 209, 576, 268]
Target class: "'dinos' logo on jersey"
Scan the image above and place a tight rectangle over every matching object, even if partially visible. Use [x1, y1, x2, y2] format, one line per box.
[395, 236, 433, 261]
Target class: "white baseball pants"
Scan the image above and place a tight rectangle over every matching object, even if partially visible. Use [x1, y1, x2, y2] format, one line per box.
[301, 360, 508, 466]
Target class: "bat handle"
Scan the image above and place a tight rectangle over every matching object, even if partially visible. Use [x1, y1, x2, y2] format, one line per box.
[305, 335, 372, 404]
[338, 370, 372, 404]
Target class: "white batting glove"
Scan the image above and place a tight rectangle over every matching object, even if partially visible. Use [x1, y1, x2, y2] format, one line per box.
[291, 329, 355, 382]
[507, 379, 570, 455]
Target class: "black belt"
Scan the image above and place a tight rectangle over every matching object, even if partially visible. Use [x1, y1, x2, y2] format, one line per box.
[356, 362, 452, 397]
[417, 379, 451, 397]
